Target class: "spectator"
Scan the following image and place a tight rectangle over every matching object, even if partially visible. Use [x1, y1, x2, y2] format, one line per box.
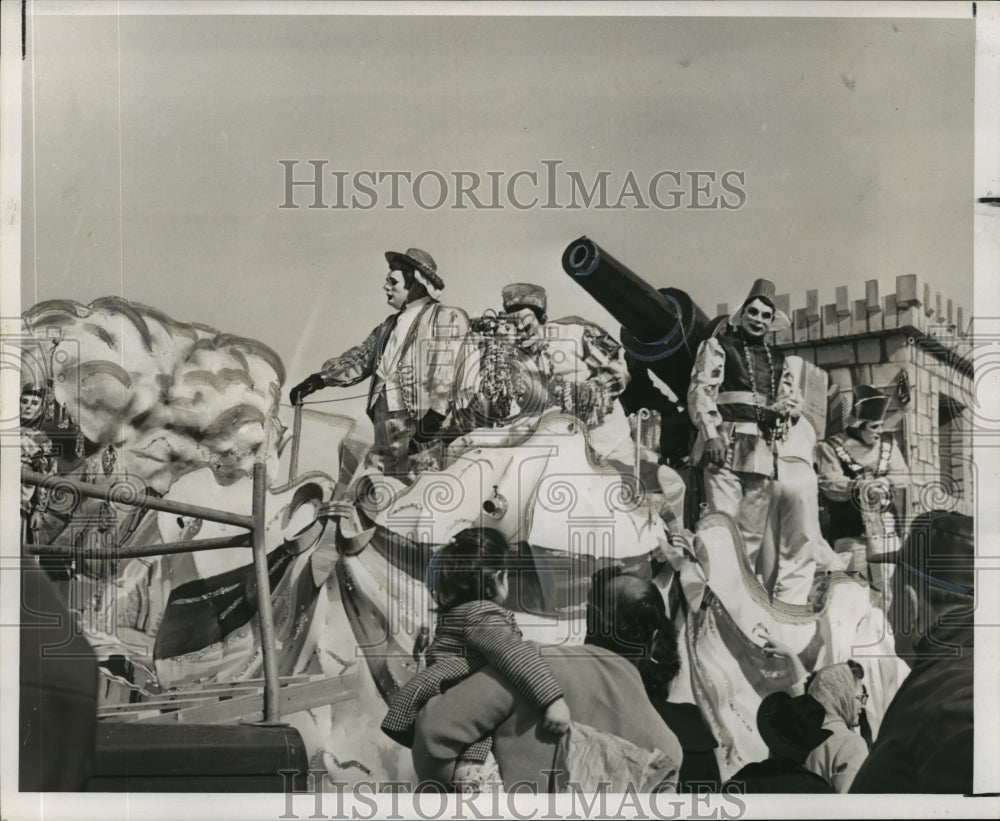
[410, 568, 686, 792]
[381, 528, 570, 780]
[850, 510, 974, 793]
[804, 662, 870, 792]
[723, 691, 835, 793]
[586, 567, 720, 792]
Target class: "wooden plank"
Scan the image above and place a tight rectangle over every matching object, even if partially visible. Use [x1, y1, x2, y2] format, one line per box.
[97, 675, 326, 718]
[175, 674, 315, 693]
[117, 676, 318, 706]
[99, 693, 242, 716]
[140, 674, 358, 725]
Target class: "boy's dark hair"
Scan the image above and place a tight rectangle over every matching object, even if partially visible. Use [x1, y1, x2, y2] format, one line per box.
[426, 527, 511, 611]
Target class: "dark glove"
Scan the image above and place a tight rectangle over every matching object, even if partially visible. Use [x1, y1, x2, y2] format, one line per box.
[410, 409, 447, 447]
[289, 373, 326, 405]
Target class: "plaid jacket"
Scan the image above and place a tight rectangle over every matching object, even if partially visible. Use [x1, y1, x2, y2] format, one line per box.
[381, 601, 564, 762]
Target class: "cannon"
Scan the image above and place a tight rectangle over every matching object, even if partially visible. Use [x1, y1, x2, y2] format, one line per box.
[562, 237, 720, 465]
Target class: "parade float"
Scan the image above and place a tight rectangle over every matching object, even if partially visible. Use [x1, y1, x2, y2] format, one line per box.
[19, 237, 972, 788]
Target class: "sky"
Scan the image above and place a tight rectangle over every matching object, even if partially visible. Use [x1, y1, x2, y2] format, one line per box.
[20, 6, 975, 397]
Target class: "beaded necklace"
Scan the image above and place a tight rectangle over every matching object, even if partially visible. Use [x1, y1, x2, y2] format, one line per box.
[740, 330, 776, 444]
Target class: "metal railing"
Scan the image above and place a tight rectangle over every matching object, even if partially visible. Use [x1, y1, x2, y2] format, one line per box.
[22, 461, 283, 724]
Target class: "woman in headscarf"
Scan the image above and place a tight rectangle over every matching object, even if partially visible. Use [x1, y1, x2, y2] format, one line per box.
[804, 660, 870, 792]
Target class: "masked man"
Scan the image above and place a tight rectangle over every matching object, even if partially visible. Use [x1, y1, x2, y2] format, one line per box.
[489, 282, 634, 469]
[290, 248, 470, 477]
[688, 278, 803, 570]
[815, 385, 909, 590]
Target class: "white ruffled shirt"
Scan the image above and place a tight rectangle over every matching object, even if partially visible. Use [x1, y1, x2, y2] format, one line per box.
[376, 296, 432, 412]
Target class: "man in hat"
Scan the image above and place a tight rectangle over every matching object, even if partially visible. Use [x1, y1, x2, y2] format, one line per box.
[723, 691, 835, 793]
[483, 282, 634, 468]
[289, 248, 469, 477]
[850, 510, 974, 793]
[815, 385, 909, 588]
[687, 279, 803, 571]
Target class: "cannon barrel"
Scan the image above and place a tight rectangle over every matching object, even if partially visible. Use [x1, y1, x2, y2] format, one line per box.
[562, 236, 713, 402]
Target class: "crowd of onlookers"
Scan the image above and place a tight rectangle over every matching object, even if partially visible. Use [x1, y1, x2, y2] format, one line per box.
[382, 510, 973, 794]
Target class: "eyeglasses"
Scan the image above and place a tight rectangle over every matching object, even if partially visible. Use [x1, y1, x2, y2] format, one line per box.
[857, 689, 869, 705]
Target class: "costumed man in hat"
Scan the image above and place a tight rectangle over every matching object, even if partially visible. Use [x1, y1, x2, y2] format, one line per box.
[815, 385, 909, 591]
[472, 282, 634, 469]
[687, 279, 803, 573]
[289, 248, 470, 478]
[850, 510, 974, 794]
